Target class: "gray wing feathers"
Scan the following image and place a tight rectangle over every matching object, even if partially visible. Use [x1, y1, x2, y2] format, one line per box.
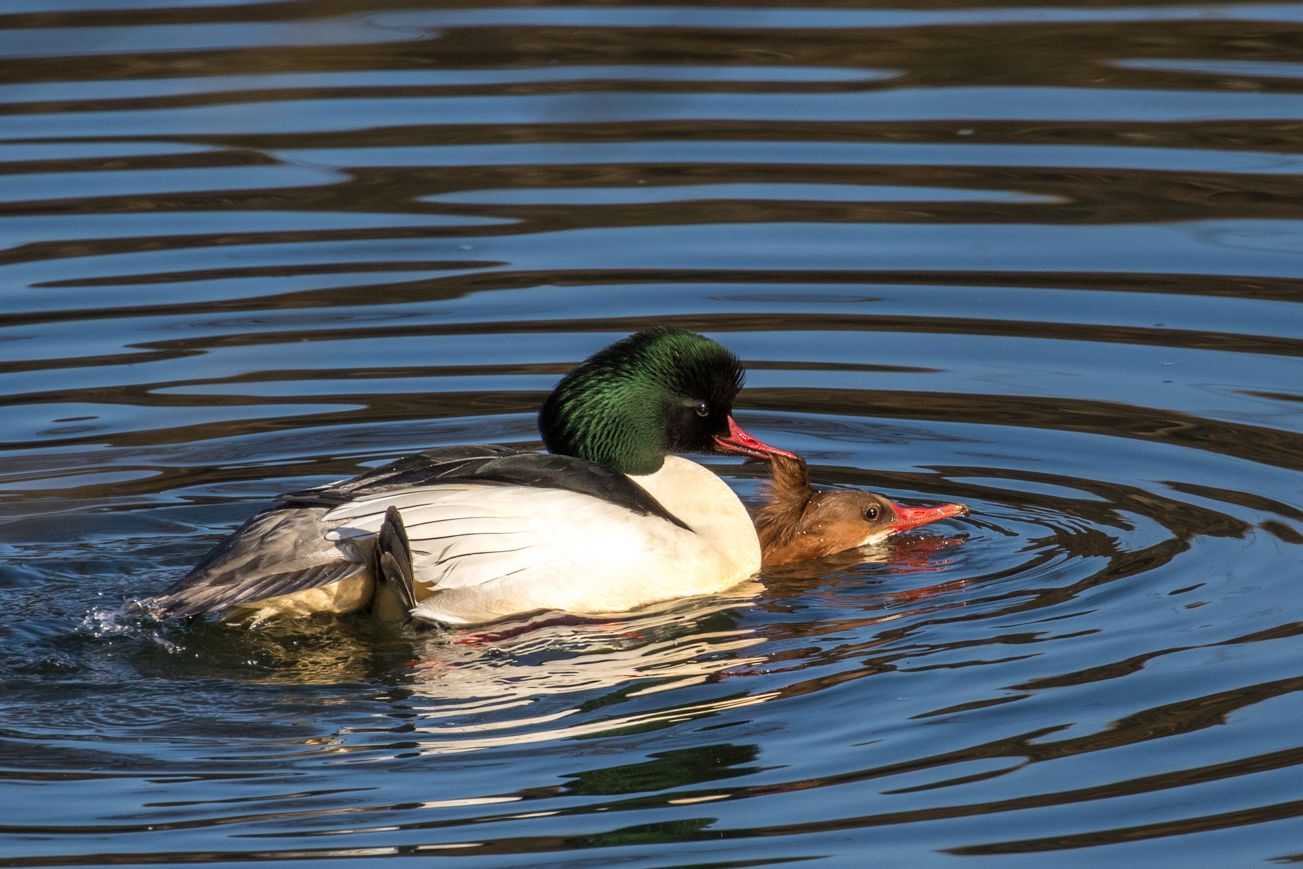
[151, 561, 367, 618]
[149, 504, 367, 617]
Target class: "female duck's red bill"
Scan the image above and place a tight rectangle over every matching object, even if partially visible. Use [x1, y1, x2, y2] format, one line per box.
[713, 416, 799, 461]
[889, 501, 970, 533]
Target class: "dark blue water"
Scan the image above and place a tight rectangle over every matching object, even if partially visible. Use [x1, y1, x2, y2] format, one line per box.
[2, 1, 1302, 865]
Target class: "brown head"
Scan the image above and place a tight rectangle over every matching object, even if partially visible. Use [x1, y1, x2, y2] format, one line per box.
[755, 454, 969, 568]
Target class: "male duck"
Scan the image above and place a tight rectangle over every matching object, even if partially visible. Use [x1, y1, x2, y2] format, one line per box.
[146, 328, 796, 625]
[756, 454, 969, 568]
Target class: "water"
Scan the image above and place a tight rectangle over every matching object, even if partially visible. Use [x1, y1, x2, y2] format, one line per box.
[2, 1, 1301, 865]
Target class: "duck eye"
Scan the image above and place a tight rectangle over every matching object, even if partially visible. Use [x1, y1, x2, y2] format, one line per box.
[864, 506, 881, 521]
[694, 401, 710, 418]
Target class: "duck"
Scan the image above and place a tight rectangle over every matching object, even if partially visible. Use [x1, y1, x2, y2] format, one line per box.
[142, 327, 797, 626]
[755, 454, 968, 568]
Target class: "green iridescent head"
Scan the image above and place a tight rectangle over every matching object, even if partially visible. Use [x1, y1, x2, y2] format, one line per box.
[538, 328, 747, 475]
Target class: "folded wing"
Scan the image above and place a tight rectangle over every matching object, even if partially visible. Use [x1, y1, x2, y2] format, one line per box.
[147, 445, 686, 621]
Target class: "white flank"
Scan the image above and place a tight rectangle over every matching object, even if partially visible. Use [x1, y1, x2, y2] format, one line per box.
[321, 456, 761, 625]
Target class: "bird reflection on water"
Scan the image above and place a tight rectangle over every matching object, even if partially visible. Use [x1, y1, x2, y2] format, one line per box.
[362, 528, 971, 758]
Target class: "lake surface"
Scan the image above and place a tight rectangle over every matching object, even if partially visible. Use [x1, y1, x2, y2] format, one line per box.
[2, 1, 1302, 865]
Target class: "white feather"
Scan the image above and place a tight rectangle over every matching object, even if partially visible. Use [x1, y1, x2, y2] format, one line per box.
[347, 457, 765, 625]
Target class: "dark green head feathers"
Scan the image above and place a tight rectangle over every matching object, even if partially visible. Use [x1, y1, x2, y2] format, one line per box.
[538, 328, 746, 475]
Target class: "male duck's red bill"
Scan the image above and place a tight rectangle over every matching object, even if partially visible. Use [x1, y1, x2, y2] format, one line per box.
[713, 415, 799, 462]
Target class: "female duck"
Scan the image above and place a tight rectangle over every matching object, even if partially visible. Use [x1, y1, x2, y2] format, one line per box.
[145, 328, 795, 625]
[756, 454, 968, 568]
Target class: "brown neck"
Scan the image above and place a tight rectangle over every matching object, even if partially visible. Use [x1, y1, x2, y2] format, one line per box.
[755, 455, 814, 563]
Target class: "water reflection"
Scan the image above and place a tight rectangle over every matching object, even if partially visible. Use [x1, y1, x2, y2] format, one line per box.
[1, 0, 1301, 865]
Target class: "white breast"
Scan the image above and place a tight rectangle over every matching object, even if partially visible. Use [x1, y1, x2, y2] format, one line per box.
[326, 456, 761, 625]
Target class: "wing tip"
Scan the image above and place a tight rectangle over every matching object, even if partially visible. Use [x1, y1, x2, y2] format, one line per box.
[375, 506, 417, 611]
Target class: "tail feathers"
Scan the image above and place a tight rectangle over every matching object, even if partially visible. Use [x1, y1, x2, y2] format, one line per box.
[373, 505, 417, 619]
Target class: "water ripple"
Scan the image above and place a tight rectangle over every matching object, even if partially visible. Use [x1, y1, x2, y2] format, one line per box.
[1, 0, 1301, 865]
